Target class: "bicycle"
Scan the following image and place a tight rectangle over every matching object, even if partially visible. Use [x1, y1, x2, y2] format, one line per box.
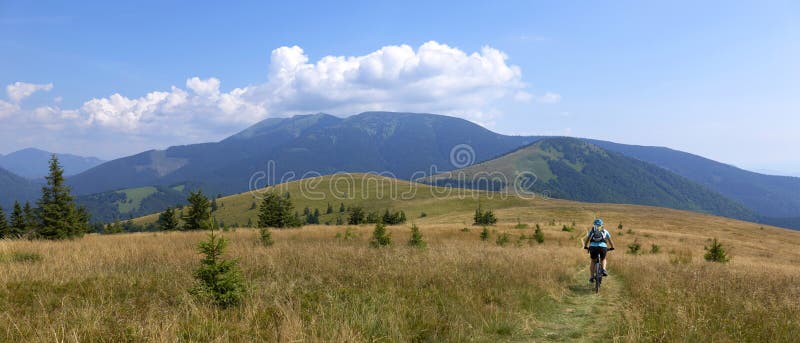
[586, 247, 614, 293]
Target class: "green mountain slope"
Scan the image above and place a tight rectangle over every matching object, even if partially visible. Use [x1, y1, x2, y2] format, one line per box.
[426, 137, 756, 221]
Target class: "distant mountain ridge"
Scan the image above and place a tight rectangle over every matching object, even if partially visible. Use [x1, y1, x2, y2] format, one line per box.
[0, 148, 105, 179]
[67, 112, 537, 196]
[426, 137, 755, 221]
[586, 140, 800, 219]
[0, 166, 40, 209]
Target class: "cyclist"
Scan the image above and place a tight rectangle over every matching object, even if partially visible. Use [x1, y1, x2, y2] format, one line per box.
[582, 218, 615, 283]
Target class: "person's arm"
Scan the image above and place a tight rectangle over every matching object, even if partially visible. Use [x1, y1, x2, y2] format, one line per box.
[582, 231, 589, 249]
[606, 236, 615, 250]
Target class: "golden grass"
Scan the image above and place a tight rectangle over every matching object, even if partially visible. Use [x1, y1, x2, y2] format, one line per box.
[0, 225, 586, 342]
[5, 174, 800, 341]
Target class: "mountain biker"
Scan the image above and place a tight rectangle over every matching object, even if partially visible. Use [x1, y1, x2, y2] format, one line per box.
[582, 218, 615, 283]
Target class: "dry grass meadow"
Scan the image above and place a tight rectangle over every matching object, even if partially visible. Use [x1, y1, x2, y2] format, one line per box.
[2, 175, 800, 342]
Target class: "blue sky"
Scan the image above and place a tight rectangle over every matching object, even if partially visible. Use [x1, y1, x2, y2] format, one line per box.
[1, 1, 798, 174]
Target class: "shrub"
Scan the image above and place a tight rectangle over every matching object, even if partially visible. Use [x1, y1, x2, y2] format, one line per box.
[561, 224, 574, 232]
[190, 230, 246, 308]
[370, 223, 392, 247]
[496, 233, 511, 246]
[650, 244, 661, 254]
[704, 238, 730, 263]
[408, 224, 426, 248]
[480, 226, 490, 241]
[627, 241, 642, 255]
[259, 228, 274, 247]
[419, 212, 427, 218]
[533, 224, 545, 244]
[461, 227, 471, 232]
[335, 227, 358, 240]
[514, 218, 528, 229]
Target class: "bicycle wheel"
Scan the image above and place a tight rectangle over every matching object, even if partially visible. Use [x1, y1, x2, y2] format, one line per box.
[594, 262, 602, 293]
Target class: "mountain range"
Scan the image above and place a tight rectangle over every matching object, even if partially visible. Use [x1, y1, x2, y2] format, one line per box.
[0, 111, 797, 228]
[0, 166, 40, 209]
[0, 148, 104, 179]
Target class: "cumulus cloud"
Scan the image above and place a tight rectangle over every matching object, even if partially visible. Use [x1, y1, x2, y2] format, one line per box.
[6, 82, 53, 102]
[255, 41, 526, 122]
[1, 41, 554, 155]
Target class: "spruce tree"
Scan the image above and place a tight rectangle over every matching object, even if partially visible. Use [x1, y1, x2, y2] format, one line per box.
[190, 228, 246, 307]
[326, 202, 333, 214]
[37, 155, 87, 239]
[158, 207, 179, 231]
[22, 202, 38, 236]
[339, 202, 345, 213]
[9, 202, 26, 238]
[370, 223, 392, 247]
[210, 198, 218, 212]
[408, 223, 426, 248]
[0, 205, 8, 238]
[257, 192, 299, 228]
[183, 190, 212, 230]
[348, 206, 366, 225]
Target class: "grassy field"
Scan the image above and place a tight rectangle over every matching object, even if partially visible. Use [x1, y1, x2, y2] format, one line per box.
[2, 174, 800, 341]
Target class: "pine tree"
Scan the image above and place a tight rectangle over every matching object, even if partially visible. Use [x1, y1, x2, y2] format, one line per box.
[408, 223, 426, 248]
[370, 223, 392, 247]
[257, 192, 299, 228]
[157, 207, 179, 231]
[326, 202, 333, 214]
[9, 202, 26, 238]
[534, 224, 545, 244]
[37, 155, 87, 239]
[704, 238, 730, 263]
[183, 190, 212, 230]
[211, 198, 218, 212]
[0, 205, 8, 238]
[348, 206, 366, 225]
[259, 228, 274, 247]
[22, 202, 38, 236]
[190, 229, 246, 307]
[480, 226, 490, 241]
[339, 202, 345, 213]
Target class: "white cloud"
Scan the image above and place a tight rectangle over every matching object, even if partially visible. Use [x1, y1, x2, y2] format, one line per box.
[536, 92, 562, 104]
[1, 41, 549, 155]
[0, 100, 20, 118]
[6, 82, 53, 102]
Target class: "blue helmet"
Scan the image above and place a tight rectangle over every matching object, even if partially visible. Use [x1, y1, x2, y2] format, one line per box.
[594, 218, 604, 227]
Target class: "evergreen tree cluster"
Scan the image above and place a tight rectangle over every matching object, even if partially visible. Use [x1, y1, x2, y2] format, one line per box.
[257, 192, 302, 228]
[473, 205, 498, 226]
[346, 206, 406, 225]
[1, 156, 88, 240]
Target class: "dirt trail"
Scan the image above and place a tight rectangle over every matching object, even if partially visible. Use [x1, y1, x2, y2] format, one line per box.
[530, 266, 625, 342]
